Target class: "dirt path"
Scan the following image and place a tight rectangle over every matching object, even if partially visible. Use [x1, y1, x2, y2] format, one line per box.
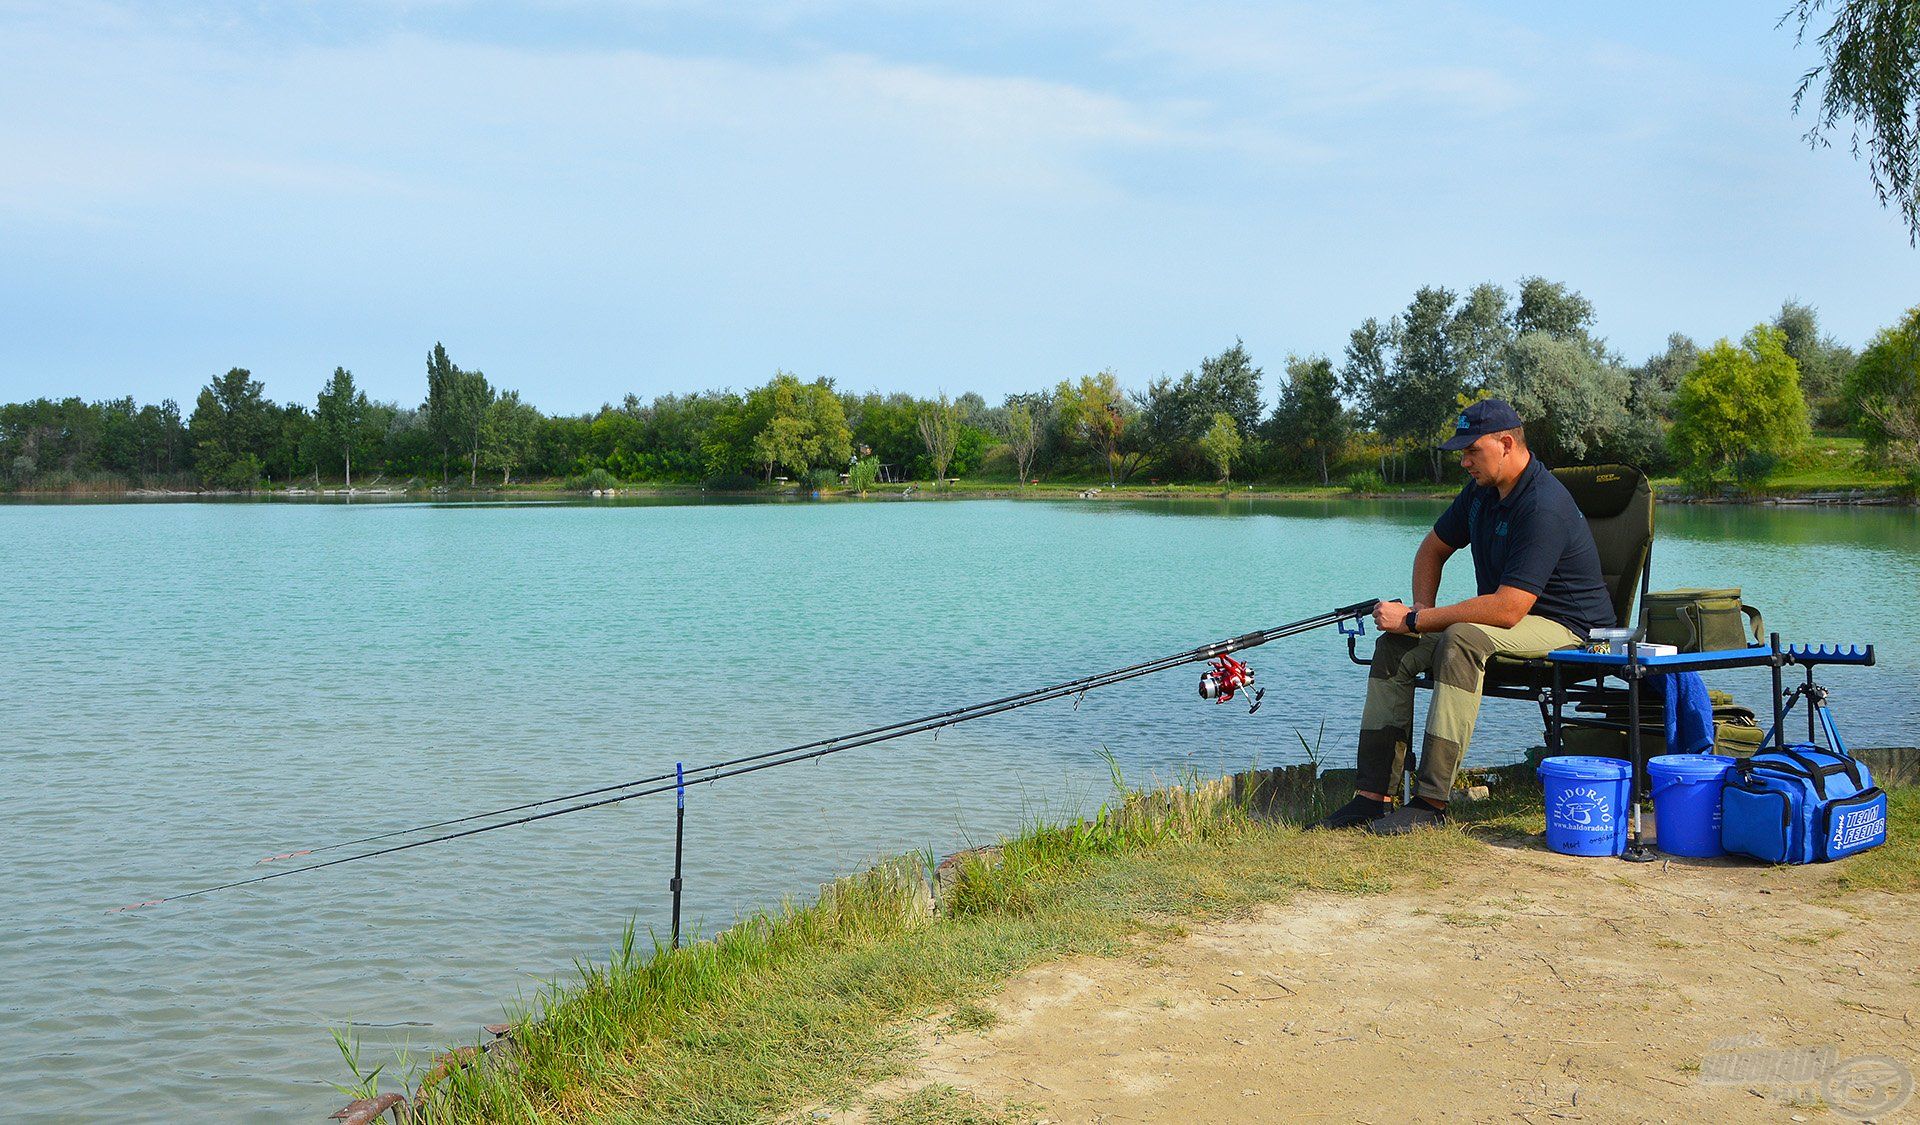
[837, 845, 1920, 1123]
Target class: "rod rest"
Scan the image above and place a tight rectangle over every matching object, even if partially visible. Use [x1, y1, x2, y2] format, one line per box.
[1786, 643, 1876, 667]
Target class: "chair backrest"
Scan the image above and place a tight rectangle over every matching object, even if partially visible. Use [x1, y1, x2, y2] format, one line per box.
[1551, 463, 1654, 629]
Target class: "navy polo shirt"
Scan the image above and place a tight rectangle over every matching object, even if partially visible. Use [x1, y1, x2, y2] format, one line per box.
[1432, 457, 1615, 638]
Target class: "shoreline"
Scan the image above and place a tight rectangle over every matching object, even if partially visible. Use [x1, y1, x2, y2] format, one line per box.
[6, 481, 1916, 507]
[371, 754, 1919, 1123]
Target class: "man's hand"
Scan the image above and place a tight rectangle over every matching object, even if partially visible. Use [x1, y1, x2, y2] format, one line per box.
[1374, 599, 1414, 635]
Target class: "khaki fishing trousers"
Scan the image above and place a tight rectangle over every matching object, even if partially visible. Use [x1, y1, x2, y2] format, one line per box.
[1355, 616, 1579, 804]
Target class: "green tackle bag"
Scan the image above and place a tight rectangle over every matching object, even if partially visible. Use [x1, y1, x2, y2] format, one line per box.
[1642, 588, 1765, 653]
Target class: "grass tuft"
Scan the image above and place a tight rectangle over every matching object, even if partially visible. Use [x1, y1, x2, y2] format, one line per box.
[863, 1084, 1032, 1125]
[395, 775, 1916, 1124]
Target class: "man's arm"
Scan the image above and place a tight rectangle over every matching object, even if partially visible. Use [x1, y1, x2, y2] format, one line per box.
[1375, 585, 1539, 634]
[1376, 529, 1539, 633]
[1410, 531, 1452, 609]
[1406, 586, 1538, 631]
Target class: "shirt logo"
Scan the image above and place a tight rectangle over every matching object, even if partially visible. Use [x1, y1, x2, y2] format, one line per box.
[1496, 520, 1509, 536]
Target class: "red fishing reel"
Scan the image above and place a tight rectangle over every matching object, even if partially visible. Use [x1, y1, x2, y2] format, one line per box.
[1198, 654, 1263, 713]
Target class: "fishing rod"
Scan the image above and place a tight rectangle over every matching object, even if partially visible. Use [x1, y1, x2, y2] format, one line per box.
[257, 597, 1381, 866]
[114, 598, 1377, 911]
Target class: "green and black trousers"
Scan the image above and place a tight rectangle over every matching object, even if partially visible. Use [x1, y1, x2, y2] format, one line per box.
[1356, 616, 1579, 804]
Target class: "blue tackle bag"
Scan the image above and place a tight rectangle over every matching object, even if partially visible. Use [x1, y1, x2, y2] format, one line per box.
[1721, 744, 1887, 863]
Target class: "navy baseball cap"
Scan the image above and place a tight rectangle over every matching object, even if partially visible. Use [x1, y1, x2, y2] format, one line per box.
[1440, 398, 1524, 451]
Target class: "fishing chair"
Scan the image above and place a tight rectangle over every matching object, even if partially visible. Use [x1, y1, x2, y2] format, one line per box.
[1345, 463, 1655, 785]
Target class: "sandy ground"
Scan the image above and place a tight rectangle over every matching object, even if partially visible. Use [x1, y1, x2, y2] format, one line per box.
[834, 843, 1920, 1123]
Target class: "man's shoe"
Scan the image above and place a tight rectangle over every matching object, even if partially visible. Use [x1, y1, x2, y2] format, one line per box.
[1308, 796, 1388, 831]
[1366, 803, 1447, 836]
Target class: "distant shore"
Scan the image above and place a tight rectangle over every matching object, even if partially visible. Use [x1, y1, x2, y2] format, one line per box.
[7, 478, 1915, 507]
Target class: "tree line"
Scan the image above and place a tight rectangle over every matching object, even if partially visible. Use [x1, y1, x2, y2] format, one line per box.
[4, 281, 1916, 494]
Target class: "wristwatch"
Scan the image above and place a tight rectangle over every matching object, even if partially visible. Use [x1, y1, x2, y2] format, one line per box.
[1406, 608, 1420, 634]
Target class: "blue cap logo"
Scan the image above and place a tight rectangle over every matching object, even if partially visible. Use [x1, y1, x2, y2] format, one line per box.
[1456, 412, 1470, 430]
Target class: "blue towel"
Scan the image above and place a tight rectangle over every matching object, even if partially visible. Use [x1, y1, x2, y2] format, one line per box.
[1661, 671, 1715, 754]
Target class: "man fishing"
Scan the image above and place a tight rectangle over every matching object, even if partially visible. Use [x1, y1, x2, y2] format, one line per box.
[1311, 399, 1616, 835]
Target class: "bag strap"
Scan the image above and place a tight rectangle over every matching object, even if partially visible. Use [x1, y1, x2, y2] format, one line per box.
[1756, 747, 1862, 800]
[1741, 604, 1765, 645]
[1676, 603, 1700, 651]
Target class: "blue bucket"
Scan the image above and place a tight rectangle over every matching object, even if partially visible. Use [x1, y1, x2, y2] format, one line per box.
[1648, 753, 1735, 858]
[1537, 756, 1633, 856]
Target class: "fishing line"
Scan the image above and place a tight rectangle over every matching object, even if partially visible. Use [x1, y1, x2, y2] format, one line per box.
[115, 599, 1376, 911]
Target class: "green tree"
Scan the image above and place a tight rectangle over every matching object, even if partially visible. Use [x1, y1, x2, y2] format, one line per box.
[1340, 317, 1398, 478]
[1844, 302, 1920, 475]
[1057, 370, 1133, 487]
[1492, 334, 1631, 464]
[313, 367, 371, 486]
[1620, 333, 1698, 468]
[188, 368, 275, 487]
[424, 342, 458, 483]
[421, 345, 494, 487]
[1670, 326, 1811, 491]
[1135, 340, 1265, 476]
[1198, 411, 1242, 483]
[1392, 286, 1463, 480]
[744, 372, 852, 480]
[1002, 401, 1039, 484]
[1451, 282, 1513, 393]
[1194, 340, 1265, 436]
[482, 390, 543, 484]
[1785, 0, 1920, 241]
[451, 369, 495, 488]
[1272, 355, 1350, 485]
[1513, 277, 1596, 340]
[916, 392, 960, 484]
[1774, 299, 1857, 426]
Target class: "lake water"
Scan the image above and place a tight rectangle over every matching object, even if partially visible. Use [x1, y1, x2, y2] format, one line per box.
[2, 496, 1916, 1120]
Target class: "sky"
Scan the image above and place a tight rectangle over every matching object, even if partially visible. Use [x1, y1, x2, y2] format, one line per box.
[1, 1, 1914, 415]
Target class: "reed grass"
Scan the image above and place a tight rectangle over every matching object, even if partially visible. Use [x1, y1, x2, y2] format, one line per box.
[405, 774, 1482, 1123]
[397, 775, 1916, 1124]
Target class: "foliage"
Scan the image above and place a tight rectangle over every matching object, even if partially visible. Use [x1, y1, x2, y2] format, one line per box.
[1619, 333, 1698, 469]
[1001, 402, 1038, 483]
[1057, 370, 1134, 487]
[1450, 282, 1513, 393]
[1512, 276, 1597, 340]
[1491, 332, 1631, 463]
[481, 390, 542, 485]
[569, 467, 619, 491]
[1785, 0, 1920, 242]
[1844, 302, 1920, 477]
[312, 367, 375, 486]
[1135, 340, 1265, 476]
[746, 372, 852, 480]
[188, 368, 277, 487]
[1775, 299, 1858, 426]
[1271, 354, 1349, 484]
[1344, 469, 1386, 493]
[916, 393, 960, 483]
[9, 283, 1912, 496]
[1670, 326, 1812, 491]
[1392, 286, 1465, 479]
[1197, 412, 1242, 482]
[846, 456, 880, 492]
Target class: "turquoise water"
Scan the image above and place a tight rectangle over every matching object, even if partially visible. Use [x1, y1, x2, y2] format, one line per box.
[1, 496, 1916, 1119]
